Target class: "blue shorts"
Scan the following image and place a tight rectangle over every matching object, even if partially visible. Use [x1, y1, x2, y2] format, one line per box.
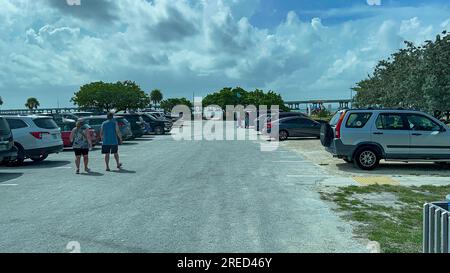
[102, 145, 118, 154]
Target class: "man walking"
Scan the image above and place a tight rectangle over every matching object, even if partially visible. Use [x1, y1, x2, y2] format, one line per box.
[100, 112, 123, 171]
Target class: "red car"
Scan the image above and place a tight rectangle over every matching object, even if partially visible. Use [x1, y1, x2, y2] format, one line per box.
[59, 121, 99, 148]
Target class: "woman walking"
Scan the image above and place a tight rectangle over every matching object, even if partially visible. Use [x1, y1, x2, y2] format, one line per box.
[70, 121, 92, 174]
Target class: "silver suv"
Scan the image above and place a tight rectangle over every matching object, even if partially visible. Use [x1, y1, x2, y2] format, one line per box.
[321, 109, 450, 170]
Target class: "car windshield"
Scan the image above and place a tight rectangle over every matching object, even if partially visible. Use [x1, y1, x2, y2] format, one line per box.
[33, 118, 59, 129]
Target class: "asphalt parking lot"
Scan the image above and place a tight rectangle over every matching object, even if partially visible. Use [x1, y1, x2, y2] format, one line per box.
[0, 124, 368, 253]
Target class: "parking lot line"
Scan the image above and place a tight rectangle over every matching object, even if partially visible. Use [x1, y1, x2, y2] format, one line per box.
[0, 184, 19, 186]
[287, 175, 333, 178]
[272, 160, 309, 163]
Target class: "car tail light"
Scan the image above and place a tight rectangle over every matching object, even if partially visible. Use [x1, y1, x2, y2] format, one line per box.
[118, 122, 125, 127]
[335, 112, 346, 139]
[30, 132, 50, 139]
[267, 122, 272, 129]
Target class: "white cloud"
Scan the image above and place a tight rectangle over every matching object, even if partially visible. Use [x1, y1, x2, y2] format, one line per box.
[0, 0, 450, 107]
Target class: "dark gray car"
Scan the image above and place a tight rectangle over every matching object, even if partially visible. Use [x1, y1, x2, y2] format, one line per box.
[0, 116, 18, 163]
[271, 116, 321, 141]
[80, 116, 133, 141]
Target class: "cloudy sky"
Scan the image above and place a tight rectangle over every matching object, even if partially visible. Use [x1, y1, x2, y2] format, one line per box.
[1, 0, 450, 108]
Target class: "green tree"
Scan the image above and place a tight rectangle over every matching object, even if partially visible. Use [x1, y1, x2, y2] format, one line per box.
[203, 87, 289, 111]
[0, 96, 3, 107]
[72, 81, 150, 112]
[160, 98, 192, 113]
[114, 81, 150, 112]
[150, 89, 163, 109]
[25, 97, 40, 110]
[353, 31, 450, 117]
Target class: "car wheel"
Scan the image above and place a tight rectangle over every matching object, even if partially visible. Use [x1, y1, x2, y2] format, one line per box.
[279, 130, 289, 141]
[155, 126, 164, 135]
[30, 154, 48, 162]
[354, 148, 380, 170]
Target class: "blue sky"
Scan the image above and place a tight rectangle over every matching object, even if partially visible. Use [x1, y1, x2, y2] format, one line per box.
[1, 0, 450, 108]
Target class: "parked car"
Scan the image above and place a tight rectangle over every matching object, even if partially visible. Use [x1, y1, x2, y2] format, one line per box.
[72, 112, 94, 118]
[58, 120, 99, 148]
[321, 109, 450, 170]
[3, 115, 63, 164]
[119, 113, 146, 138]
[60, 112, 81, 121]
[0, 116, 18, 163]
[141, 113, 171, 135]
[79, 116, 133, 141]
[255, 112, 309, 132]
[266, 116, 321, 141]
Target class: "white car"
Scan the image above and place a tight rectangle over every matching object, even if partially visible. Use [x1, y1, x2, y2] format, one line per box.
[4, 115, 63, 164]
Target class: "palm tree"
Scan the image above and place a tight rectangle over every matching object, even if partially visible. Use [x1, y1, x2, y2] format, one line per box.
[25, 97, 40, 111]
[150, 89, 163, 109]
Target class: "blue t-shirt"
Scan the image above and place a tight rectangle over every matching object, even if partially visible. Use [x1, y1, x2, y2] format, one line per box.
[102, 119, 118, 145]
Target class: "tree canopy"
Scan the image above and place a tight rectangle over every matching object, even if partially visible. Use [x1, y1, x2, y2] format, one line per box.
[72, 81, 150, 112]
[150, 89, 163, 107]
[25, 97, 40, 110]
[353, 31, 450, 117]
[160, 98, 193, 113]
[202, 87, 289, 111]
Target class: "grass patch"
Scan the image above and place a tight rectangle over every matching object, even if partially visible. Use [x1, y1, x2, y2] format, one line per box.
[320, 184, 450, 253]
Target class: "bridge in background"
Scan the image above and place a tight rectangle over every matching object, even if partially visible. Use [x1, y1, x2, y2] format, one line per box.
[285, 99, 353, 112]
[0, 107, 81, 115]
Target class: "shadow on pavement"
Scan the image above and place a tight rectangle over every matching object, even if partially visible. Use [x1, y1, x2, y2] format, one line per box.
[133, 138, 154, 141]
[121, 142, 139, 146]
[0, 173, 23, 183]
[81, 171, 104, 177]
[3, 160, 71, 170]
[285, 137, 320, 141]
[336, 162, 450, 176]
[62, 147, 101, 153]
[111, 168, 136, 174]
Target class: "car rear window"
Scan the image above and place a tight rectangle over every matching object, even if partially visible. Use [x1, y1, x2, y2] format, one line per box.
[6, 118, 28, 129]
[329, 111, 345, 126]
[0, 118, 11, 134]
[346, 113, 372, 128]
[87, 119, 106, 126]
[60, 123, 76, 131]
[34, 118, 58, 129]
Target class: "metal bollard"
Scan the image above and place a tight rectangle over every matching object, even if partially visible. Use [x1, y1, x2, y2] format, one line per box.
[423, 201, 450, 253]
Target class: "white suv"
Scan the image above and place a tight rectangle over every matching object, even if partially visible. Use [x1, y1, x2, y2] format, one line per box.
[4, 115, 63, 164]
[321, 109, 450, 170]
